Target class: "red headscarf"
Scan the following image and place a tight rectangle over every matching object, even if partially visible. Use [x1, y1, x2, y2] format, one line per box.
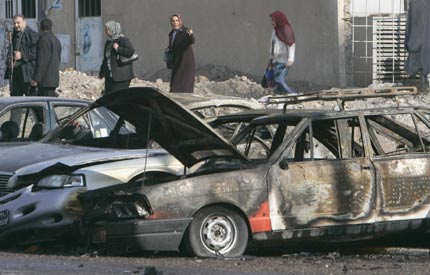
[270, 10, 295, 46]
[170, 13, 183, 29]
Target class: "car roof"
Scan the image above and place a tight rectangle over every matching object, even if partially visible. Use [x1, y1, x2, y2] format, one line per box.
[248, 106, 429, 124]
[207, 105, 430, 129]
[0, 96, 90, 110]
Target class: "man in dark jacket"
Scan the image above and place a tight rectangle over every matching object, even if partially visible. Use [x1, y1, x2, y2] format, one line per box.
[405, 0, 430, 86]
[4, 14, 38, 96]
[31, 18, 62, 97]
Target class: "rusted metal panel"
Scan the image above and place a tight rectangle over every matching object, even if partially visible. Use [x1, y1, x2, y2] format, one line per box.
[141, 168, 269, 230]
[373, 157, 430, 219]
[268, 158, 375, 231]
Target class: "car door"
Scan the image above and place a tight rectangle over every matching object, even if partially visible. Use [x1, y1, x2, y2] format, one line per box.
[365, 111, 430, 227]
[0, 102, 47, 142]
[268, 116, 375, 235]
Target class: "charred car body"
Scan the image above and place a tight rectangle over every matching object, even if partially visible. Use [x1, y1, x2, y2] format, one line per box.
[78, 87, 430, 258]
[0, 90, 263, 243]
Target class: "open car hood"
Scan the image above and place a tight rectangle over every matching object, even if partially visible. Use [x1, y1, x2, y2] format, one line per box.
[94, 87, 247, 167]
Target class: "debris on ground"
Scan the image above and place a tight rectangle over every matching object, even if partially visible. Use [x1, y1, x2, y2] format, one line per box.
[0, 65, 428, 110]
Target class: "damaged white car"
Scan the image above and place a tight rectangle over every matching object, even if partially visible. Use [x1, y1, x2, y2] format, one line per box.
[0, 89, 263, 244]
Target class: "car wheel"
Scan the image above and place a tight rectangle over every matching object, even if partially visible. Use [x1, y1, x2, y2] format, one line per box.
[185, 206, 248, 258]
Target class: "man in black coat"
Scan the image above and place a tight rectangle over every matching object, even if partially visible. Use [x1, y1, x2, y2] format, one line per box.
[31, 18, 62, 97]
[4, 14, 38, 96]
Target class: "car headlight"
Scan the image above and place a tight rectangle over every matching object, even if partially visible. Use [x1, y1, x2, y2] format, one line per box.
[36, 174, 85, 189]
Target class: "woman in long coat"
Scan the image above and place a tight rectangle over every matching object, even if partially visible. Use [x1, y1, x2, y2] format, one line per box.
[99, 21, 135, 95]
[167, 14, 196, 93]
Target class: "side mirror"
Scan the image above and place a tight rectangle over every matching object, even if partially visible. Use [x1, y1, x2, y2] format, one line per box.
[279, 158, 289, 170]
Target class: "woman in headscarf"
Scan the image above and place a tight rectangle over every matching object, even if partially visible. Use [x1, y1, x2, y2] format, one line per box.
[166, 14, 196, 93]
[99, 21, 135, 95]
[268, 10, 296, 94]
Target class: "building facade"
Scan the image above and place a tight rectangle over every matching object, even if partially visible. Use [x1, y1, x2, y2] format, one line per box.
[0, 0, 411, 89]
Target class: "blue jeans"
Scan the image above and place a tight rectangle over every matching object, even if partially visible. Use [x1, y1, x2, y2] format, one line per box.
[273, 62, 293, 94]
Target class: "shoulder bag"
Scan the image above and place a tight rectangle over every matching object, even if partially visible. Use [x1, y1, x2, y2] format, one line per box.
[117, 52, 138, 66]
[163, 48, 174, 69]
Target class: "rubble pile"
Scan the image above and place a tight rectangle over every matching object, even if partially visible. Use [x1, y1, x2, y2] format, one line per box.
[0, 65, 332, 100]
[0, 65, 427, 110]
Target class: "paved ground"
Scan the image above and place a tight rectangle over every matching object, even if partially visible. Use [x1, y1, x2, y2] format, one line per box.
[0, 246, 429, 275]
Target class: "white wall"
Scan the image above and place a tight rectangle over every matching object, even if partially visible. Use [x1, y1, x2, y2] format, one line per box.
[351, 0, 406, 14]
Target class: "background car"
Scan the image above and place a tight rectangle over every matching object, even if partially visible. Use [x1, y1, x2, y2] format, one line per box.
[0, 97, 89, 146]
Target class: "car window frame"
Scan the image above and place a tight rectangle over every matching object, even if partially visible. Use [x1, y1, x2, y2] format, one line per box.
[0, 102, 48, 141]
[364, 110, 430, 158]
[48, 101, 89, 131]
[278, 114, 368, 164]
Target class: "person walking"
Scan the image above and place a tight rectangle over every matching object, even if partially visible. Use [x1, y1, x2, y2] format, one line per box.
[268, 10, 296, 95]
[99, 21, 135, 95]
[4, 14, 38, 96]
[405, 0, 430, 87]
[167, 14, 195, 93]
[31, 18, 62, 97]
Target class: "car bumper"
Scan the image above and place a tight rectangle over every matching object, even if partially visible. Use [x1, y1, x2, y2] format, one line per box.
[90, 218, 192, 253]
[0, 186, 85, 240]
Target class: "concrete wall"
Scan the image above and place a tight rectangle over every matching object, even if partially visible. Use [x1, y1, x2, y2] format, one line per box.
[102, 0, 345, 87]
[44, 0, 76, 70]
[0, 0, 346, 88]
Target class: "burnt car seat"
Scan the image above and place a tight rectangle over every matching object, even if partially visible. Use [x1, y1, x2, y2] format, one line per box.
[0, 121, 20, 142]
[28, 122, 44, 141]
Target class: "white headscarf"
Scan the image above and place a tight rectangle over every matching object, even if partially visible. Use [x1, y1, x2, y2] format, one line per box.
[105, 21, 123, 41]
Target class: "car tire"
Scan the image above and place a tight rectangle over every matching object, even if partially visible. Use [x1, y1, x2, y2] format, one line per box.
[185, 206, 248, 258]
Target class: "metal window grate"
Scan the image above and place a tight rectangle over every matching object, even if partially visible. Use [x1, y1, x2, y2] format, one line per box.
[350, 0, 415, 86]
[5, 0, 14, 18]
[22, 0, 36, 19]
[79, 0, 101, 17]
[372, 14, 410, 83]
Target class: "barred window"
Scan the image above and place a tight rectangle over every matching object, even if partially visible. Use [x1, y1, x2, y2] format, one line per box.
[79, 0, 101, 17]
[5, 0, 13, 19]
[21, 0, 36, 19]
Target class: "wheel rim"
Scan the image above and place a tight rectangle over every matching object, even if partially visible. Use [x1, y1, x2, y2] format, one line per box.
[200, 214, 237, 255]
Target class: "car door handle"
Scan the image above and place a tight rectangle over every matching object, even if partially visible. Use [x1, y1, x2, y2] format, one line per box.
[361, 165, 371, 170]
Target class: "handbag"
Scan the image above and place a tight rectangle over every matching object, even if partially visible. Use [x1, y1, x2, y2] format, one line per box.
[261, 67, 274, 88]
[261, 74, 268, 88]
[163, 48, 174, 69]
[117, 52, 139, 66]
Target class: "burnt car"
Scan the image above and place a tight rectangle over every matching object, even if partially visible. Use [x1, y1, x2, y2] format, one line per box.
[0, 90, 263, 244]
[77, 87, 430, 258]
[0, 96, 89, 146]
